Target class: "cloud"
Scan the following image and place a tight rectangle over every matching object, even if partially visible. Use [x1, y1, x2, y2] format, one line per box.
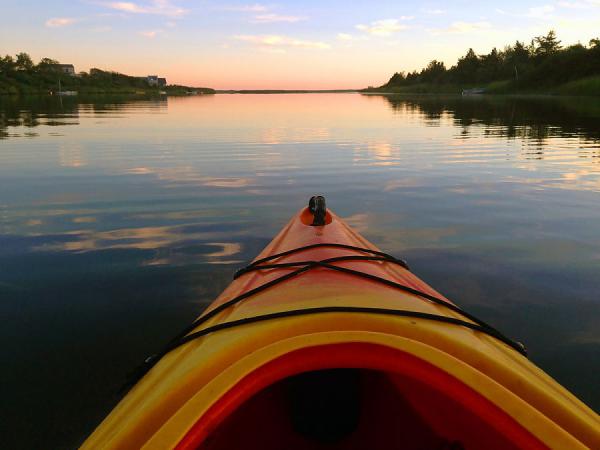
[102, 0, 187, 17]
[220, 3, 268, 12]
[435, 21, 492, 34]
[139, 30, 159, 37]
[355, 18, 412, 36]
[233, 34, 331, 51]
[526, 4, 555, 18]
[45, 17, 77, 27]
[337, 33, 354, 41]
[251, 13, 306, 23]
[105, 2, 145, 13]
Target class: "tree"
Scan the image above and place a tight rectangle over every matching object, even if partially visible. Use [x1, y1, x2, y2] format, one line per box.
[387, 71, 406, 86]
[504, 41, 532, 80]
[534, 30, 562, 56]
[590, 38, 600, 48]
[463, 48, 478, 62]
[39, 57, 59, 65]
[36, 57, 60, 71]
[421, 60, 446, 83]
[510, 41, 531, 62]
[405, 70, 420, 83]
[479, 47, 502, 81]
[15, 52, 34, 70]
[0, 55, 16, 73]
[453, 48, 481, 83]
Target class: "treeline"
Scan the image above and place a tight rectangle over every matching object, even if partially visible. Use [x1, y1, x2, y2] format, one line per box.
[378, 31, 600, 93]
[0, 52, 214, 95]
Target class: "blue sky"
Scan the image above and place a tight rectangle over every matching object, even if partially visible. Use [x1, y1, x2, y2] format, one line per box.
[1, 0, 599, 88]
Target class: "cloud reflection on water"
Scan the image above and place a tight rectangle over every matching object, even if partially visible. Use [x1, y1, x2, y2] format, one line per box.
[30, 223, 244, 266]
[122, 166, 254, 189]
[352, 141, 402, 167]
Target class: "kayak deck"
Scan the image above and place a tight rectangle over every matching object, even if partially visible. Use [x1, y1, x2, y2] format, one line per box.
[82, 197, 600, 450]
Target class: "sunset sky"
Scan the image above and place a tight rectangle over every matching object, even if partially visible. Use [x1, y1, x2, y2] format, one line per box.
[1, 0, 599, 89]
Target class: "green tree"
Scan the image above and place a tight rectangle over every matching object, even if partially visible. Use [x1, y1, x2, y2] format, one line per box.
[36, 57, 60, 71]
[510, 41, 531, 62]
[421, 60, 446, 83]
[504, 41, 532, 80]
[479, 47, 502, 81]
[15, 52, 34, 70]
[387, 71, 406, 86]
[534, 30, 562, 56]
[453, 48, 481, 83]
[0, 55, 16, 73]
[590, 38, 600, 48]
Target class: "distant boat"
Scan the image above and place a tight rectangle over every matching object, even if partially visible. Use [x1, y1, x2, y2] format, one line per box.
[462, 88, 486, 95]
[55, 79, 77, 96]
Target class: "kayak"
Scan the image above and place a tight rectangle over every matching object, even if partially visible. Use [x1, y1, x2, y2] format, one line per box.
[82, 196, 599, 450]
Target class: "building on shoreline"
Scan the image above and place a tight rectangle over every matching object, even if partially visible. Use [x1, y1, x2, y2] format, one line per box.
[147, 75, 167, 87]
[51, 64, 75, 75]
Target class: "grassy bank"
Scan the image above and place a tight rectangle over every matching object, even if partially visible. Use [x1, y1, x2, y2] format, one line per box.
[554, 76, 600, 96]
[362, 75, 600, 96]
[363, 84, 462, 94]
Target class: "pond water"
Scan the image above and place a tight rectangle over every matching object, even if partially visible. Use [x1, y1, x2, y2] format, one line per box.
[1, 93, 599, 448]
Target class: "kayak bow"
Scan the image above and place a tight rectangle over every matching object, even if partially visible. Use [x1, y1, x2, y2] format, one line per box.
[82, 196, 600, 450]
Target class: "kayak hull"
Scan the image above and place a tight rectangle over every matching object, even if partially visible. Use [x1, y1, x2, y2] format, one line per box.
[82, 206, 600, 450]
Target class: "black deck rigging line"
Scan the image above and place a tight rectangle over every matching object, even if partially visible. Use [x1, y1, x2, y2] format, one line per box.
[165, 306, 527, 356]
[160, 250, 408, 350]
[125, 243, 527, 389]
[238, 242, 407, 273]
[234, 254, 408, 279]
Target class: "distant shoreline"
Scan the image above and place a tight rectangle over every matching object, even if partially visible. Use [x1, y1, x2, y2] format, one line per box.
[0, 53, 216, 96]
[216, 89, 358, 94]
[360, 76, 600, 97]
[0, 89, 358, 97]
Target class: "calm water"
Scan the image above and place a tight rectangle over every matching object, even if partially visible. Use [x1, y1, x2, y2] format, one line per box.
[1, 93, 599, 448]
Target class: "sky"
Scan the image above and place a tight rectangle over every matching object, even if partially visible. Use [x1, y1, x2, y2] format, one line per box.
[1, 0, 599, 89]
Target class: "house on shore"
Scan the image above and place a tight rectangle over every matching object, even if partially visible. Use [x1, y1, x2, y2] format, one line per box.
[147, 75, 167, 87]
[51, 64, 75, 75]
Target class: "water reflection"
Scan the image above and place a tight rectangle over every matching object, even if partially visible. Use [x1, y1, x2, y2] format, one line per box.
[0, 93, 599, 449]
[0, 96, 79, 134]
[352, 141, 401, 167]
[21, 217, 250, 266]
[380, 94, 600, 146]
[0, 95, 167, 139]
[123, 166, 255, 189]
[59, 142, 87, 167]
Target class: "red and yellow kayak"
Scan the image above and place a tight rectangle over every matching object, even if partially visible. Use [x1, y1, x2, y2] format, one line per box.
[83, 197, 599, 449]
